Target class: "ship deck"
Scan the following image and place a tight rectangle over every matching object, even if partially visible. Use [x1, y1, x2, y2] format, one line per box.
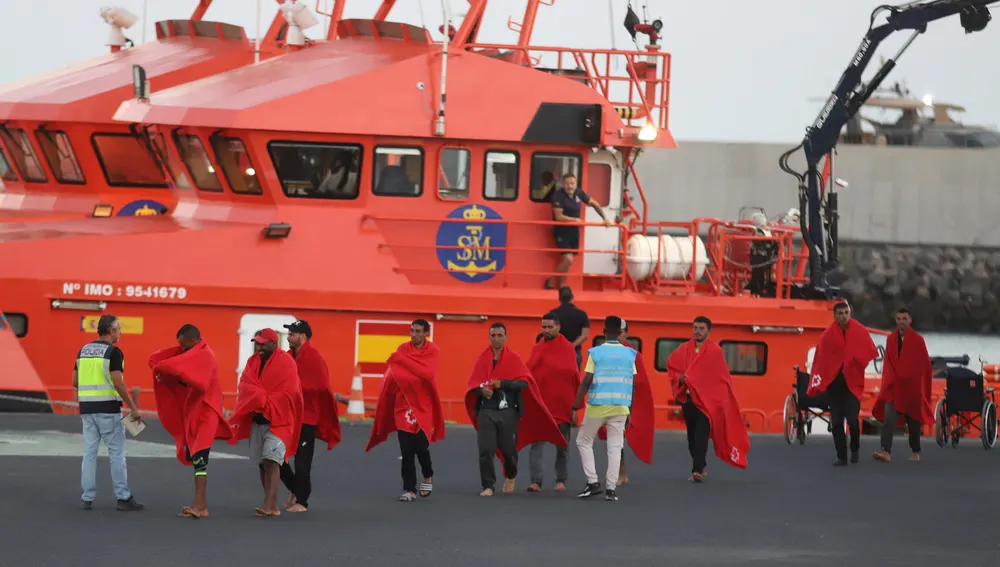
[1, 414, 996, 566]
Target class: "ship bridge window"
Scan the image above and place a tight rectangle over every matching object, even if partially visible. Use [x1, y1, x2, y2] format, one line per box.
[373, 146, 423, 197]
[653, 338, 686, 372]
[174, 133, 223, 192]
[719, 340, 767, 376]
[484, 150, 519, 201]
[593, 335, 642, 352]
[530, 152, 581, 202]
[438, 148, 470, 200]
[267, 141, 361, 200]
[211, 136, 261, 195]
[91, 133, 168, 188]
[0, 147, 16, 182]
[0, 127, 47, 182]
[149, 131, 191, 189]
[36, 130, 85, 184]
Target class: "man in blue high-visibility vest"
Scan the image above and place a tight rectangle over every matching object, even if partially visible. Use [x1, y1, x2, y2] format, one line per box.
[571, 315, 636, 502]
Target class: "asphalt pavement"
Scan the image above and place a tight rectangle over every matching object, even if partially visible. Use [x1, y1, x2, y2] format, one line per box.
[0, 414, 998, 567]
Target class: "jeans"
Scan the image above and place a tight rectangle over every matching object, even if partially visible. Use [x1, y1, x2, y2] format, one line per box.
[529, 422, 571, 485]
[880, 401, 922, 454]
[81, 413, 131, 502]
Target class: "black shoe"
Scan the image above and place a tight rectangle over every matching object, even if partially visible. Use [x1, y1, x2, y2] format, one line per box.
[576, 482, 603, 498]
[832, 459, 848, 467]
[80, 500, 93, 511]
[850, 452, 859, 464]
[116, 496, 144, 511]
[605, 489, 618, 501]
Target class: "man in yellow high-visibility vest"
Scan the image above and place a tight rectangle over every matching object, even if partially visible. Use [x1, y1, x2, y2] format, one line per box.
[74, 314, 144, 511]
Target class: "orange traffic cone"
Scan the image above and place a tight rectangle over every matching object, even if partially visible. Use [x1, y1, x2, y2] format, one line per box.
[347, 364, 365, 422]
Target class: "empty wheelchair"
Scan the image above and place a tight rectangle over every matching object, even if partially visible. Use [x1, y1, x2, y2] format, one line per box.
[933, 359, 997, 450]
[783, 367, 834, 444]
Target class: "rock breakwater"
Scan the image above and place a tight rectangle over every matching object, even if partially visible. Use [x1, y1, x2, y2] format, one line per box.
[837, 243, 1000, 333]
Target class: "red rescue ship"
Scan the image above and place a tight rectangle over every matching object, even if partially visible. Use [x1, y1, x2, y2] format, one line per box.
[0, 0, 927, 437]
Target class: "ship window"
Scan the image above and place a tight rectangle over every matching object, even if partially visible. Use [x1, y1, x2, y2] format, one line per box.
[530, 152, 581, 203]
[1, 313, 28, 338]
[174, 133, 223, 192]
[593, 335, 642, 352]
[267, 141, 362, 200]
[0, 127, 47, 182]
[211, 136, 261, 195]
[35, 130, 85, 184]
[438, 148, 469, 200]
[586, 162, 612, 207]
[373, 146, 423, 197]
[91, 133, 168, 188]
[0, 147, 16, 182]
[483, 150, 519, 201]
[653, 338, 686, 372]
[149, 131, 191, 189]
[719, 340, 767, 376]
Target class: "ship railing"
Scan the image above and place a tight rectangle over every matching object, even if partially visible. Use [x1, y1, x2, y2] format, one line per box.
[361, 214, 630, 289]
[464, 43, 671, 133]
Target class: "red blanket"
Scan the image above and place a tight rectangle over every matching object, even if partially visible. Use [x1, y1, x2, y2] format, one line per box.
[228, 350, 304, 462]
[148, 341, 233, 465]
[873, 330, 934, 425]
[366, 341, 446, 451]
[293, 342, 341, 450]
[527, 334, 580, 425]
[806, 319, 879, 401]
[667, 339, 750, 469]
[464, 346, 567, 462]
[596, 348, 654, 465]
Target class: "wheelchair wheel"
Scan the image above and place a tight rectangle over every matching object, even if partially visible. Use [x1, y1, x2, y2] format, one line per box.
[934, 398, 948, 448]
[783, 394, 796, 444]
[981, 399, 997, 450]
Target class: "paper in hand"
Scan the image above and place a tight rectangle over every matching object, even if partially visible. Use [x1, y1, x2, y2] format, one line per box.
[122, 414, 146, 437]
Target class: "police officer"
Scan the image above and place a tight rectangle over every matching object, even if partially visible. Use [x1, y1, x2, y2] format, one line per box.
[75, 314, 144, 511]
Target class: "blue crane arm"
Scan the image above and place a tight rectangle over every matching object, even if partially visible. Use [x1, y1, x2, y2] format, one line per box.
[779, 1, 995, 295]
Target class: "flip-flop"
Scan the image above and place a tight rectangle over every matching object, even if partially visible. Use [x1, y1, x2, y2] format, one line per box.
[418, 482, 433, 498]
[399, 492, 416, 502]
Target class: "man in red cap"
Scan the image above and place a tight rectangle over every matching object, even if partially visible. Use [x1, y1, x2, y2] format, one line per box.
[229, 328, 303, 517]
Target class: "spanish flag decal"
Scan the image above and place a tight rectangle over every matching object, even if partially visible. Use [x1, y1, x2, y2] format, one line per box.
[355, 320, 425, 377]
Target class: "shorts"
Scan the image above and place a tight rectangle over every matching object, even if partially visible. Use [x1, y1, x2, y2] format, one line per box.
[553, 226, 580, 255]
[249, 423, 286, 464]
[184, 445, 211, 476]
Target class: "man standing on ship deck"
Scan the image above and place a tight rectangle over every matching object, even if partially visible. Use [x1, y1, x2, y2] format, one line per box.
[545, 173, 612, 290]
[572, 315, 637, 502]
[75, 314, 144, 511]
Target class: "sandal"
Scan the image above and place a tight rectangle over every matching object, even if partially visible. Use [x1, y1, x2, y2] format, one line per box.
[418, 482, 433, 498]
[398, 491, 417, 502]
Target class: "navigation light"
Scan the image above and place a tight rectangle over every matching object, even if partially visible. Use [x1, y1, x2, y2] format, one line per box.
[636, 123, 657, 142]
[100, 6, 137, 48]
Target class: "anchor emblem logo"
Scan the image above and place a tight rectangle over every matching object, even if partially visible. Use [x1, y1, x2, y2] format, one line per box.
[435, 204, 507, 283]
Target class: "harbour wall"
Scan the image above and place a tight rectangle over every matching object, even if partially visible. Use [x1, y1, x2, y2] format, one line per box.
[631, 142, 1000, 332]
[632, 141, 1000, 247]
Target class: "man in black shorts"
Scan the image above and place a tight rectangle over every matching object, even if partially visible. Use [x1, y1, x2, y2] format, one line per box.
[546, 173, 612, 289]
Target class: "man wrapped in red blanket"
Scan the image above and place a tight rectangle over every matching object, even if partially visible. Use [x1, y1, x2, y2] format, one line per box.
[367, 319, 446, 502]
[279, 320, 340, 513]
[806, 302, 879, 466]
[465, 322, 566, 497]
[229, 328, 303, 517]
[525, 312, 579, 493]
[149, 324, 233, 518]
[597, 320, 654, 486]
[667, 316, 750, 483]
[872, 307, 934, 463]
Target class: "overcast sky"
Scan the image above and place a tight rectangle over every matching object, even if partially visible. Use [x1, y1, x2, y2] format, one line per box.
[2, 0, 997, 143]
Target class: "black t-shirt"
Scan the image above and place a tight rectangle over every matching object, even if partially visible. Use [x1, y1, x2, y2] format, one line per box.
[551, 187, 591, 220]
[75, 340, 124, 415]
[553, 302, 590, 347]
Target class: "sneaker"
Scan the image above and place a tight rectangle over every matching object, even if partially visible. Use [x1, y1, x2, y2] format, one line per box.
[116, 496, 144, 511]
[605, 489, 618, 501]
[80, 500, 93, 511]
[576, 482, 603, 498]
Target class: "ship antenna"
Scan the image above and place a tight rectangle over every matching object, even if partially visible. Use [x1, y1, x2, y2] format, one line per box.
[607, 1, 619, 70]
[434, 0, 451, 136]
[141, 0, 148, 44]
[255, 0, 262, 64]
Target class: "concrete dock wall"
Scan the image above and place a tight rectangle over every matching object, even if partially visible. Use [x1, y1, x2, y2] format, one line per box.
[631, 141, 1000, 247]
